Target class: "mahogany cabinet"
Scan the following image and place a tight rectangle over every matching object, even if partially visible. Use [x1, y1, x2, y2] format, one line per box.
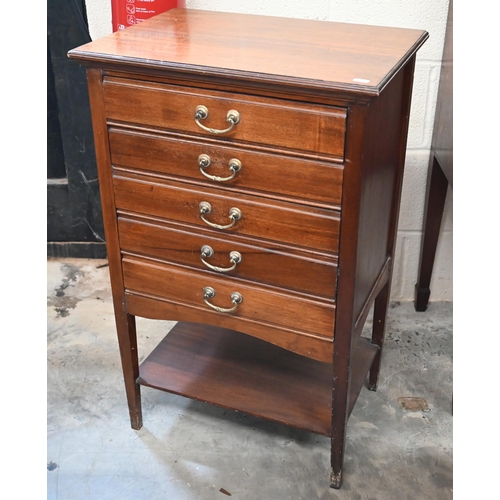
[69, 8, 427, 489]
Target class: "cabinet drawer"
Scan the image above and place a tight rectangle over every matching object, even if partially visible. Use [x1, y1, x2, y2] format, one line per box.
[113, 174, 340, 253]
[103, 77, 347, 158]
[122, 256, 335, 338]
[118, 216, 337, 299]
[109, 128, 344, 207]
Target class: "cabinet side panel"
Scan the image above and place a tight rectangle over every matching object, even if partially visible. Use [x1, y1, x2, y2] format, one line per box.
[353, 60, 415, 320]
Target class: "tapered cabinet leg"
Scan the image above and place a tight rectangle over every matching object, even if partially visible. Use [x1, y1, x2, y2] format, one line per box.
[414, 154, 449, 312]
[330, 416, 347, 489]
[368, 280, 391, 391]
[330, 347, 349, 490]
[330, 345, 350, 489]
[115, 311, 143, 430]
[330, 467, 343, 490]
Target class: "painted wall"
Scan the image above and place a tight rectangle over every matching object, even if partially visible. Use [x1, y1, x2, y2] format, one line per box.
[84, 0, 452, 302]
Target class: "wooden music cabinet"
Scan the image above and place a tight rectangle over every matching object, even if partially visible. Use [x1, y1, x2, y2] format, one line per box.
[69, 9, 428, 489]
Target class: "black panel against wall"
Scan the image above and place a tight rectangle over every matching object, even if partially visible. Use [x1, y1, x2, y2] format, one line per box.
[47, 37, 66, 180]
[47, 0, 106, 258]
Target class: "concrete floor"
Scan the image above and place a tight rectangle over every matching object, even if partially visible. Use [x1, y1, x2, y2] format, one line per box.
[47, 258, 453, 500]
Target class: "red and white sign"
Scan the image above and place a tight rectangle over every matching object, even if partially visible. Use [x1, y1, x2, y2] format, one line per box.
[111, 0, 179, 32]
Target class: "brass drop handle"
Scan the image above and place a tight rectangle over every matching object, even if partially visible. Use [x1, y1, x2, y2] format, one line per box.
[198, 154, 242, 182]
[199, 201, 242, 230]
[200, 245, 242, 273]
[203, 286, 243, 313]
[194, 105, 241, 135]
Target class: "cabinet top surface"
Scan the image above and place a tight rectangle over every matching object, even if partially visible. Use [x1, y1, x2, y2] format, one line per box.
[69, 8, 427, 95]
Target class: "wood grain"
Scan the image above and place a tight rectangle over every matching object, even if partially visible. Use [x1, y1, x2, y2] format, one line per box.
[353, 61, 410, 320]
[103, 77, 346, 157]
[69, 8, 428, 96]
[117, 216, 337, 299]
[109, 127, 344, 207]
[85, 68, 143, 429]
[137, 322, 378, 436]
[122, 255, 335, 338]
[126, 293, 333, 362]
[112, 172, 340, 253]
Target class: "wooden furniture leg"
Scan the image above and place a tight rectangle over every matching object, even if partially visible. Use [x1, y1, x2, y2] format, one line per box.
[84, 69, 143, 430]
[114, 311, 143, 430]
[414, 154, 449, 312]
[330, 349, 349, 489]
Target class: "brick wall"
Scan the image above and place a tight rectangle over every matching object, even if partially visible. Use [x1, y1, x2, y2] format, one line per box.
[84, 0, 452, 302]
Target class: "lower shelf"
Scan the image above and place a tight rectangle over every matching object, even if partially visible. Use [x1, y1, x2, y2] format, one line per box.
[137, 322, 377, 436]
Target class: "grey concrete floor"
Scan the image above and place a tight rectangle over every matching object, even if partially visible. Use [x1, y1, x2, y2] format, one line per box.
[47, 258, 452, 500]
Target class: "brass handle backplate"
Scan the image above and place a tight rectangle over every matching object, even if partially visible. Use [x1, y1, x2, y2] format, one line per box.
[200, 245, 242, 273]
[198, 154, 242, 182]
[194, 105, 240, 135]
[199, 201, 242, 230]
[203, 286, 243, 313]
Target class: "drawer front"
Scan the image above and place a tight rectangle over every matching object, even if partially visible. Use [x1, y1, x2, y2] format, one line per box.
[122, 256, 335, 338]
[113, 174, 340, 253]
[103, 77, 347, 157]
[109, 129, 344, 206]
[118, 217, 337, 299]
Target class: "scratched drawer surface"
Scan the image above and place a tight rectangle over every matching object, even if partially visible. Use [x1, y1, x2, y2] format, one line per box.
[112, 172, 340, 254]
[109, 128, 344, 208]
[122, 255, 335, 339]
[103, 77, 347, 158]
[118, 216, 337, 299]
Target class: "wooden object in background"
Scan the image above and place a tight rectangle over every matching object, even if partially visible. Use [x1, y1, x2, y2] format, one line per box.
[414, 0, 453, 311]
[69, 9, 427, 489]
